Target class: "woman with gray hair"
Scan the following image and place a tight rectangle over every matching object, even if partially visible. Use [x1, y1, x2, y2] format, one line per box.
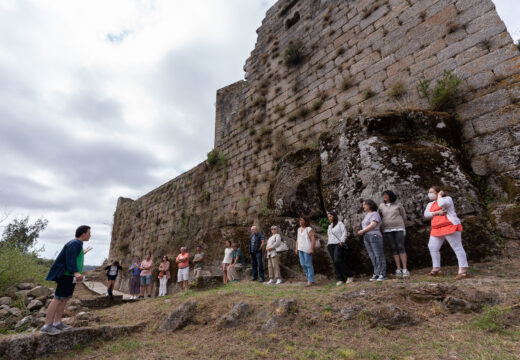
[265, 226, 283, 285]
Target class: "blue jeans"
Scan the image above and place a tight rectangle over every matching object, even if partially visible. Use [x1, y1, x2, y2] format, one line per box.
[363, 234, 386, 276]
[298, 251, 314, 283]
[250, 251, 264, 280]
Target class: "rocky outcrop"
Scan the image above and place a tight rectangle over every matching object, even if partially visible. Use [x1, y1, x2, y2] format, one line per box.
[158, 300, 198, 333]
[0, 323, 144, 360]
[318, 110, 498, 272]
[216, 302, 250, 329]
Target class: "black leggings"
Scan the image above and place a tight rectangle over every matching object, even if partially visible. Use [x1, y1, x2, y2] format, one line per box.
[384, 231, 406, 255]
[327, 244, 354, 281]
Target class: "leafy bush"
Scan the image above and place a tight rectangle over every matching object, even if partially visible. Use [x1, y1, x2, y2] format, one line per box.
[284, 40, 304, 67]
[417, 70, 463, 111]
[1, 216, 48, 253]
[317, 217, 330, 233]
[0, 245, 52, 290]
[362, 89, 376, 100]
[206, 149, 219, 166]
[206, 149, 226, 168]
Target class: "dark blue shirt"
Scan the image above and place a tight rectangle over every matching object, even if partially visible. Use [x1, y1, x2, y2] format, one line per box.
[46, 239, 83, 281]
[249, 232, 265, 253]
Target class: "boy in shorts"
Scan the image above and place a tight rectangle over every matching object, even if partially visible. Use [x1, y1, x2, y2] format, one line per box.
[41, 225, 92, 335]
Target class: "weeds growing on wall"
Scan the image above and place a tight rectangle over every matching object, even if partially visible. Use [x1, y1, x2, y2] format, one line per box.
[417, 70, 463, 111]
[284, 40, 304, 67]
[206, 149, 226, 169]
[388, 82, 407, 99]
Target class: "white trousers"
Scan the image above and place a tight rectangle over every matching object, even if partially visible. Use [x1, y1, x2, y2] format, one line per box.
[159, 277, 168, 296]
[428, 231, 468, 268]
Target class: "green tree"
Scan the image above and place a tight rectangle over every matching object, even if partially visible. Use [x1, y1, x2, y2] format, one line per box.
[1, 217, 48, 253]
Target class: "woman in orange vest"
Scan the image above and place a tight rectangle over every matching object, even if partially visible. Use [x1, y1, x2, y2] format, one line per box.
[424, 186, 469, 279]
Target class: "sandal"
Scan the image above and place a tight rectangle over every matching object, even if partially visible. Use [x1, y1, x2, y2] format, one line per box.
[428, 269, 443, 276]
[455, 272, 469, 280]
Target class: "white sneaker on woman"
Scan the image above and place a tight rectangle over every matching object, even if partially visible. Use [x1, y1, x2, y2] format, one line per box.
[276, 279, 282, 285]
[346, 277, 354, 284]
[336, 281, 345, 286]
[266, 279, 274, 285]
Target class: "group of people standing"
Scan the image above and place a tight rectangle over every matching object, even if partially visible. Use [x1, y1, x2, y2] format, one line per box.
[122, 246, 206, 299]
[291, 187, 468, 285]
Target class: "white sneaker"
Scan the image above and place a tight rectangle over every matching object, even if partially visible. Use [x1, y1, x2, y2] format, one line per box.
[336, 281, 345, 286]
[266, 279, 274, 285]
[402, 269, 410, 278]
[276, 279, 282, 285]
[346, 277, 354, 284]
[395, 269, 403, 278]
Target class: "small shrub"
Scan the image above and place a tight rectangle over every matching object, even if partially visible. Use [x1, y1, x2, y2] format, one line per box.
[312, 93, 327, 111]
[206, 149, 219, 166]
[341, 77, 354, 91]
[343, 101, 351, 111]
[249, 128, 256, 136]
[363, 89, 376, 100]
[198, 190, 211, 203]
[471, 306, 512, 333]
[274, 104, 286, 114]
[388, 82, 407, 99]
[297, 106, 309, 118]
[252, 96, 266, 107]
[284, 40, 305, 67]
[318, 217, 330, 233]
[417, 70, 463, 111]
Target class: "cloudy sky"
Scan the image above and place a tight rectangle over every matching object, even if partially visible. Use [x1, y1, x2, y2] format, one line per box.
[0, 0, 518, 265]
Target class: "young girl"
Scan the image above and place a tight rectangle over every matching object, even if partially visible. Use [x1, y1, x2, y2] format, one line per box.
[295, 215, 316, 287]
[105, 260, 122, 300]
[222, 240, 233, 284]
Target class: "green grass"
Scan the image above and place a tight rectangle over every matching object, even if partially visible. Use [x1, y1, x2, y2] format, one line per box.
[0, 245, 52, 291]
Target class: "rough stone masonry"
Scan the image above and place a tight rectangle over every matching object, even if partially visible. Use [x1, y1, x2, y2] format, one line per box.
[109, 0, 520, 292]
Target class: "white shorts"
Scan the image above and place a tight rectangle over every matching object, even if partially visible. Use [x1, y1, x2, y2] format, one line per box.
[178, 267, 190, 282]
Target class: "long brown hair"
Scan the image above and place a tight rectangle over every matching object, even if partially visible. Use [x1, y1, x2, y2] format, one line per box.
[300, 215, 311, 227]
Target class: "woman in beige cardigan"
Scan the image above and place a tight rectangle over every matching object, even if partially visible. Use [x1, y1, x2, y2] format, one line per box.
[265, 226, 283, 285]
[378, 190, 409, 278]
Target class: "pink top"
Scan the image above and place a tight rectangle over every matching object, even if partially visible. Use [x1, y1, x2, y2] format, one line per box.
[139, 259, 153, 276]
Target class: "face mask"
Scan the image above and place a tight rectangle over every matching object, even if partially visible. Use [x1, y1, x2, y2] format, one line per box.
[428, 193, 437, 201]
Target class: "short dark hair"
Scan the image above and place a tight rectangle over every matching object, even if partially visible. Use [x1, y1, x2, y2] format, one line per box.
[327, 211, 339, 227]
[163, 255, 169, 262]
[363, 199, 378, 212]
[431, 186, 446, 196]
[113, 260, 120, 267]
[75, 225, 91, 238]
[382, 190, 397, 203]
[300, 215, 311, 227]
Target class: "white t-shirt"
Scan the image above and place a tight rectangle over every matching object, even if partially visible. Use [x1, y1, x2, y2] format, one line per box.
[108, 265, 118, 276]
[222, 247, 233, 264]
[297, 227, 313, 253]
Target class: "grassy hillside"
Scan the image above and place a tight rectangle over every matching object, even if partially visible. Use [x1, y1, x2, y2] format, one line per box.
[34, 257, 520, 360]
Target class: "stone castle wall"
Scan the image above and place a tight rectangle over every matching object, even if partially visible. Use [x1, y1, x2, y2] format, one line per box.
[109, 0, 520, 288]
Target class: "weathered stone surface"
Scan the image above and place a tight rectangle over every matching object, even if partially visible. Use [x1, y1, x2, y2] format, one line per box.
[272, 298, 298, 317]
[158, 301, 198, 333]
[80, 296, 122, 308]
[216, 302, 250, 329]
[0, 297, 12, 306]
[340, 305, 363, 320]
[15, 283, 35, 291]
[27, 300, 43, 312]
[8, 307, 22, 318]
[268, 148, 323, 219]
[14, 316, 33, 329]
[0, 324, 144, 360]
[27, 286, 52, 299]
